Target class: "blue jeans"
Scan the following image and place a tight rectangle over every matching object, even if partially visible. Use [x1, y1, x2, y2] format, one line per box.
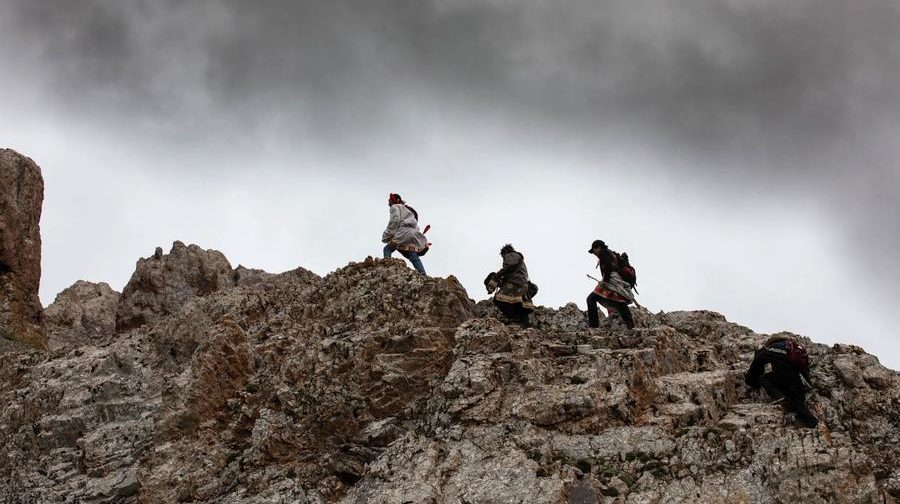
[383, 244, 426, 275]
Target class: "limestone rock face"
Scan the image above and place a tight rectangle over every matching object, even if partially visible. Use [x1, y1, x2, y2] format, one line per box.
[45, 280, 120, 350]
[115, 241, 236, 331]
[0, 149, 45, 350]
[1, 253, 898, 504]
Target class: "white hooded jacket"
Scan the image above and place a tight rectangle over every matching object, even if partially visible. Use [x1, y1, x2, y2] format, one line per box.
[382, 204, 428, 252]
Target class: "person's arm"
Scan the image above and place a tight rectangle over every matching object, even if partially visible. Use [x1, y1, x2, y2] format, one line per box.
[382, 205, 401, 243]
[496, 252, 522, 280]
[484, 272, 499, 293]
[744, 348, 772, 388]
[800, 366, 812, 387]
[599, 249, 615, 281]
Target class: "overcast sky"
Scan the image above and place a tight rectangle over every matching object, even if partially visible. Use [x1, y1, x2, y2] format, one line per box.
[1, 0, 898, 369]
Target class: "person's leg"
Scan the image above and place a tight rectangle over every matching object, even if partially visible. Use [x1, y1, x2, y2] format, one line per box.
[617, 303, 635, 329]
[587, 293, 602, 328]
[598, 297, 630, 327]
[785, 393, 819, 427]
[494, 300, 515, 323]
[759, 373, 786, 402]
[399, 250, 427, 275]
[383, 244, 395, 259]
[778, 375, 819, 427]
[517, 306, 532, 327]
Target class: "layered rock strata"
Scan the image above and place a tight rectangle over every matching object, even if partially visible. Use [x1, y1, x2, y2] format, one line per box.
[1, 248, 897, 503]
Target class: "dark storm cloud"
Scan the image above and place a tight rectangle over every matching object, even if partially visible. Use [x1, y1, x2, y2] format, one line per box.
[6, 1, 898, 158]
[3, 0, 898, 298]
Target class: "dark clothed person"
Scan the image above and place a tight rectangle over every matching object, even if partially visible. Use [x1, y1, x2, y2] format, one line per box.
[587, 240, 635, 329]
[490, 245, 534, 326]
[745, 336, 818, 428]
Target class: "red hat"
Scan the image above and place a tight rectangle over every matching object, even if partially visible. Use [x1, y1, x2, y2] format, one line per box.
[388, 193, 403, 205]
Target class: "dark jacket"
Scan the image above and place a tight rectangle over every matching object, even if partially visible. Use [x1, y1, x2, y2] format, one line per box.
[595, 247, 617, 282]
[745, 340, 811, 393]
[497, 251, 529, 291]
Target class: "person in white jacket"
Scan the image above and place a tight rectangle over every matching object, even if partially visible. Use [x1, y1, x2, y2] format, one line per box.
[382, 193, 428, 275]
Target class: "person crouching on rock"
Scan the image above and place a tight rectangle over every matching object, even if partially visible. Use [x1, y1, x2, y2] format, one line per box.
[485, 244, 536, 327]
[382, 193, 428, 275]
[587, 239, 635, 329]
[745, 335, 818, 428]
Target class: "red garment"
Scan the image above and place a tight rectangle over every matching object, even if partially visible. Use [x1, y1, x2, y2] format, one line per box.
[593, 282, 629, 303]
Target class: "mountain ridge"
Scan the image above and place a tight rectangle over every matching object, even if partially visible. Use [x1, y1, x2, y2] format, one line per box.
[1, 242, 898, 503]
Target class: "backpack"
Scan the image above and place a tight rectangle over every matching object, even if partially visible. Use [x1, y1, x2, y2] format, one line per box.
[527, 281, 539, 299]
[616, 252, 637, 288]
[785, 339, 810, 370]
[768, 338, 810, 370]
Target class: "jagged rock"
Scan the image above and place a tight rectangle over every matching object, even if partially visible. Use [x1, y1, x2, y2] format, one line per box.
[45, 280, 120, 351]
[834, 357, 867, 388]
[0, 149, 45, 349]
[233, 265, 274, 287]
[115, 241, 236, 331]
[1, 251, 898, 503]
[126, 258, 467, 502]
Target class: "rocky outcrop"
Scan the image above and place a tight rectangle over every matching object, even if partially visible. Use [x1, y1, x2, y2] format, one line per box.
[115, 241, 236, 331]
[45, 280, 120, 351]
[233, 265, 275, 287]
[1, 251, 898, 503]
[346, 312, 899, 503]
[137, 258, 472, 503]
[0, 149, 45, 350]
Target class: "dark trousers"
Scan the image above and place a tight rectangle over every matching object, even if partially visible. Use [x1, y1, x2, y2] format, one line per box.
[587, 292, 634, 329]
[759, 372, 819, 428]
[494, 300, 531, 326]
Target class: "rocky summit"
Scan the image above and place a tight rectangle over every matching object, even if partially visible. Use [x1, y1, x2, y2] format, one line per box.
[0, 242, 896, 504]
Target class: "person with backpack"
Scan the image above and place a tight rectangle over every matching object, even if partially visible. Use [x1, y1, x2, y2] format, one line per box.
[586, 239, 635, 329]
[382, 193, 428, 275]
[744, 335, 819, 428]
[485, 244, 536, 326]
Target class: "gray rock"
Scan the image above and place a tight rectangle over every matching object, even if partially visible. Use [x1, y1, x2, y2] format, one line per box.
[115, 241, 236, 331]
[45, 280, 120, 351]
[834, 357, 867, 388]
[1, 250, 898, 503]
